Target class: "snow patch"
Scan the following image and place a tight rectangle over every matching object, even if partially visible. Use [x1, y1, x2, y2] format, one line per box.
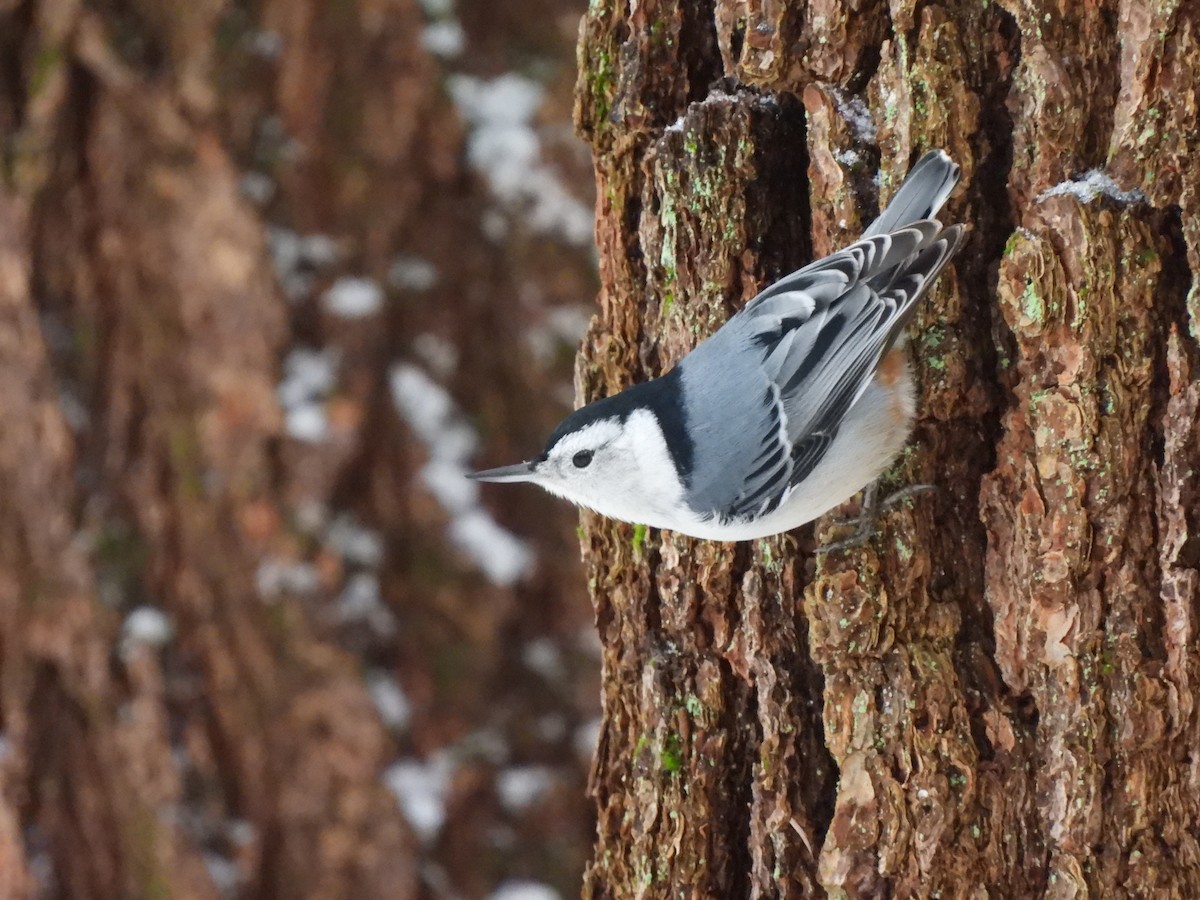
[834, 148, 863, 167]
[27, 851, 55, 893]
[239, 171, 276, 205]
[248, 30, 283, 60]
[58, 389, 89, 432]
[422, 20, 464, 57]
[1038, 170, 1149, 206]
[534, 713, 567, 743]
[367, 670, 412, 731]
[526, 305, 591, 364]
[451, 72, 544, 125]
[225, 819, 257, 847]
[488, 881, 561, 900]
[448, 74, 594, 247]
[390, 363, 533, 586]
[256, 560, 319, 599]
[459, 727, 511, 764]
[575, 624, 603, 658]
[338, 572, 397, 636]
[830, 88, 876, 143]
[449, 510, 534, 587]
[298, 234, 340, 267]
[278, 347, 338, 443]
[326, 515, 385, 568]
[496, 765, 554, 813]
[258, 114, 305, 165]
[390, 364, 464, 448]
[412, 332, 458, 378]
[422, 457, 478, 512]
[294, 501, 329, 535]
[204, 854, 241, 894]
[384, 754, 456, 841]
[267, 229, 340, 300]
[664, 89, 771, 136]
[284, 404, 327, 442]
[389, 255, 439, 292]
[521, 637, 565, 681]
[481, 208, 509, 242]
[418, 0, 454, 16]
[324, 277, 384, 318]
[122, 606, 174, 652]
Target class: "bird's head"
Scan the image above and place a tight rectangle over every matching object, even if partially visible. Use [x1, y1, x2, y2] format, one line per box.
[469, 377, 689, 527]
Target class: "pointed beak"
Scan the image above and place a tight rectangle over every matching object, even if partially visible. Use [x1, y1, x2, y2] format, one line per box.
[468, 461, 537, 483]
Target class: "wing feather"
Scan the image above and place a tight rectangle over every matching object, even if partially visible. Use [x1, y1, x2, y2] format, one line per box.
[711, 222, 965, 523]
[681, 152, 965, 524]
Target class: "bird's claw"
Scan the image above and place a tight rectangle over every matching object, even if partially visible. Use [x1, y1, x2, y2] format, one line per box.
[815, 483, 937, 555]
[815, 523, 879, 555]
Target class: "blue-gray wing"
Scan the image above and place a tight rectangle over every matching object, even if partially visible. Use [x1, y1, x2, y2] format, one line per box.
[699, 221, 966, 522]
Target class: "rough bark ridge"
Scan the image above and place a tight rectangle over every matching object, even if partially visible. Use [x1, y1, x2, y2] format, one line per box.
[575, 0, 1200, 895]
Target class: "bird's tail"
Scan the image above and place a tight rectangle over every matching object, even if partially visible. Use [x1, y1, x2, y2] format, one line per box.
[861, 150, 960, 238]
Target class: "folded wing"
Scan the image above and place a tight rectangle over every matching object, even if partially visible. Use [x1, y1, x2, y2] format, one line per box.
[698, 221, 965, 521]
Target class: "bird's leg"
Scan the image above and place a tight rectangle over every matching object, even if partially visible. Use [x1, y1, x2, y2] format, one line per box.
[816, 484, 879, 554]
[816, 482, 936, 555]
[875, 483, 937, 512]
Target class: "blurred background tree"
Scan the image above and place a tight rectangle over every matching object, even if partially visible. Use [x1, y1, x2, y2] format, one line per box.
[1, 0, 598, 897]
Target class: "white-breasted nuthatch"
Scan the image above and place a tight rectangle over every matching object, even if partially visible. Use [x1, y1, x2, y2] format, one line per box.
[471, 150, 964, 542]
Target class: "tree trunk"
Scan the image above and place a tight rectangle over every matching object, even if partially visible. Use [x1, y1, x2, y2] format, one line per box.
[574, 0, 1200, 896]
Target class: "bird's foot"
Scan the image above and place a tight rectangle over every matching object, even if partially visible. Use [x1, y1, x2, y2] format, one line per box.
[815, 483, 936, 555]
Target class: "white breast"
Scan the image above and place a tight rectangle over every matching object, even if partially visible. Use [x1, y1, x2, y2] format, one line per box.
[580, 408, 690, 528]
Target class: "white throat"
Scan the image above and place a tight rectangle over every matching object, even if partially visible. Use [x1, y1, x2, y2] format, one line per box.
[544, 409, 688, 530]
[610, 409, 687, 522]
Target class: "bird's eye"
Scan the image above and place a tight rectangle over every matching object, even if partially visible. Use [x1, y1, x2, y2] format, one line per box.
[572, 450, 594, 469]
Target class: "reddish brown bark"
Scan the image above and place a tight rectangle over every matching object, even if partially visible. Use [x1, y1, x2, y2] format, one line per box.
[574, 0, 1200, 896]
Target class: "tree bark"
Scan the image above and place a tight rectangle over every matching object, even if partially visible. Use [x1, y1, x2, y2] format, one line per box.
[574, 0, 1200, 896]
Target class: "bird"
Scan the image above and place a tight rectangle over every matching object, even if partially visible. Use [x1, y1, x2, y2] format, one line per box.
[470, 150, 965, 543]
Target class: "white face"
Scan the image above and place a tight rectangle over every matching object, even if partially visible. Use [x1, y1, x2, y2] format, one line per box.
[531, 411, 686, 527]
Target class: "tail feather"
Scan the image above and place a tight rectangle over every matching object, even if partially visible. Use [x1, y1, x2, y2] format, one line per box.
[862, 150, 960, 238]
[878, 223, 967, 354]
